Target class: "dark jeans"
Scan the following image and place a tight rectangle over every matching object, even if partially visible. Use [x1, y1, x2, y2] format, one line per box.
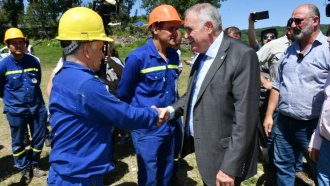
[274, 113, 317, 186]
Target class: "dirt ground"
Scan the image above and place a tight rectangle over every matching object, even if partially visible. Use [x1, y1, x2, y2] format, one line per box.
[0, 117, 265, 186]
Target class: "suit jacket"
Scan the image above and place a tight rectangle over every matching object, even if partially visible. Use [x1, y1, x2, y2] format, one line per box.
[172, 35, 260, 185]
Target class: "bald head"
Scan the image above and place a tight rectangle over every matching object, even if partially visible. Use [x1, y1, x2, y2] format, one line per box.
[291, 4, 320, 41]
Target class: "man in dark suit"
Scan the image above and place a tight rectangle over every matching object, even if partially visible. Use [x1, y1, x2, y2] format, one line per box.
[160, 3, 260, 185]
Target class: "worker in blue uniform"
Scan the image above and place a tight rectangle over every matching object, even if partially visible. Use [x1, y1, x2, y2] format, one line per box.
[47, 7, 161, 186]
[117, 4, 184, 186]
[0, 27, 47, 184]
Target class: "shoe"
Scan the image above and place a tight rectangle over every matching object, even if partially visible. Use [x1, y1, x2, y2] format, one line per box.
[296, 171, 315, 186]
[32, 166, 46, 178]
[44, 134, 51, 147]
[20, 167, 32, 185]
[263, 171, 276, 186]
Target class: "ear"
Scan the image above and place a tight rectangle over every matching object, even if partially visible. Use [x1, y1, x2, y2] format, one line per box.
[312, 16, 319, 27]
[152, 24, 160, 35]
[83, 43, 91, 59]
[204, 21, 214, 34]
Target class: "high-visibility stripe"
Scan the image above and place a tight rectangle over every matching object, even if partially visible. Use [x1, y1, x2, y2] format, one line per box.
[140, 65, 178, 74]
[13, 149, 26, 157]
[24, 68, 39, 73]
[167, 65, 178, 70]
[5, 68, 39, 76]
[5, 70, 22, 76]
[31, 147, 42, 153]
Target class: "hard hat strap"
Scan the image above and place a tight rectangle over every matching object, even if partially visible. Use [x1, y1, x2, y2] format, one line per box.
[63, 41, 81, 55]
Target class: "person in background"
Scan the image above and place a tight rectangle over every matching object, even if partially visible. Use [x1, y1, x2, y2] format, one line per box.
[160, 3, 260, 185]
[248, 11, 278, 51]
[173, 30, 183, 73]
[117, 4, 184, 186]
[258, 18, 313, 186]
[25, 39, 35, 55]
[0, 28, 47, 184]
[224, 26, 241, 40]
[263, 4, 330, 185]
[47, 7, 162, 186]
[308, 67, 330, 186]
[170, 29, 184, 183]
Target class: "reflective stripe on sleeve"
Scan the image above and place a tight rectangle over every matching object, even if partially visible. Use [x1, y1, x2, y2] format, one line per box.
[140, 65, 178, 74]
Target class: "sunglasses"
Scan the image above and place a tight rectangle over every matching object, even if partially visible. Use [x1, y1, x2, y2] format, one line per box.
[263, 34, 275, 40]
[290, 17, 314, 25]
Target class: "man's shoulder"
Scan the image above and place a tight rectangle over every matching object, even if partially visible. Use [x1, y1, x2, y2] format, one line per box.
[129, 43, 149, 56]
[228, 38, 254, 53]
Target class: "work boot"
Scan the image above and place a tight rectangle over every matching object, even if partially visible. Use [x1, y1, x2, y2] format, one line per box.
[32, 166, 46, 178]
[20, 167, 32, 185]
[296, 171, 315, 186]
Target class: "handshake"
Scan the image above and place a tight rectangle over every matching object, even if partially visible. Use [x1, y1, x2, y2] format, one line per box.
[151, 106, 170, 126]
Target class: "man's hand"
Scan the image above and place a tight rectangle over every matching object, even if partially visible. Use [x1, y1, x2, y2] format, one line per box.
[151, 106, 170, 126]
[216, 170, 235, 186]
[308, 147, 319, 162]
[263, 116, 274, 137]
[158, 107, 170, 121]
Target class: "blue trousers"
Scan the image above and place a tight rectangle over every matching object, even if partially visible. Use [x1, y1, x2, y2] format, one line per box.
[317, 139, 330, 186]
[274, 113, 317, 186]
[266, 123, 304, 172]
[131, 131, 174, 186]
[47, 166, 103, 186]
[6, 107, 47, 170]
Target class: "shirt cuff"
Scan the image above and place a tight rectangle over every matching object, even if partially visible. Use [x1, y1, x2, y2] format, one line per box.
[308, 130, 323, 150]
[166, 106, 175, 120]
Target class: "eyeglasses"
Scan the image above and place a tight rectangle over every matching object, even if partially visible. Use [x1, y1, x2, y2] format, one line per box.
[263, 34, 275, 40]
[290, 17, 314, 25]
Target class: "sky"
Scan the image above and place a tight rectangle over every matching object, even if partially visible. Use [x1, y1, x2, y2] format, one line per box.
[81, 0, 329, 29]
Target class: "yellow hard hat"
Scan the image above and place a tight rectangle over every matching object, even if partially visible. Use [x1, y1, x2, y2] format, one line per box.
[56, 7, 113, 42]
[148, 4, 184, 28]
[4, 28, 25, 44]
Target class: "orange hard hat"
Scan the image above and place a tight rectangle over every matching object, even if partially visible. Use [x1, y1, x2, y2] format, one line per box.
[148, 4, 184, 28]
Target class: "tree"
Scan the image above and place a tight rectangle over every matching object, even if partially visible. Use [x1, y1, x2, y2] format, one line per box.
[141, 0, 225, 17]
[3, 0, 24, 27]
[24, 0, 82, 39]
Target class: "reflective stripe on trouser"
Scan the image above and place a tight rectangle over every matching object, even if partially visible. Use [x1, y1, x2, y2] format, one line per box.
[6, 107, 47, 170]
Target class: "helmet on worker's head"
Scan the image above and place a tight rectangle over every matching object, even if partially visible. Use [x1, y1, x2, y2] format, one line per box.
[56, 7, 113, 42]
[148, 4, 184, 28]
[4, 28, 25, 45]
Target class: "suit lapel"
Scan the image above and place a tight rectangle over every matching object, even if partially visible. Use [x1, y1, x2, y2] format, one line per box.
[196, 36, 231, 103]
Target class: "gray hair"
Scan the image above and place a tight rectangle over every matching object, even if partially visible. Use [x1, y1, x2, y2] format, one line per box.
[185, 3, 222, 35]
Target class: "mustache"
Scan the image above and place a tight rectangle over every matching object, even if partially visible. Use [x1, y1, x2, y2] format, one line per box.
[293, 27, 301, 34]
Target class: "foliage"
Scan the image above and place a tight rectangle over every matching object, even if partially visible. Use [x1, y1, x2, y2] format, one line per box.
[24, 0, 82, 39]
[141, 0, 226, 17]
[3, 0, 24, 27]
